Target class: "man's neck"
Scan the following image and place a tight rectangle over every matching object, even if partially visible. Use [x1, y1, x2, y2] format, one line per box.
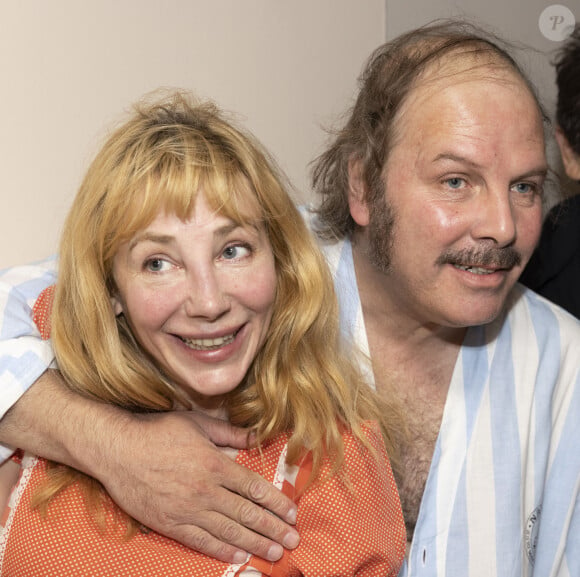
[351, 240, 464, 541]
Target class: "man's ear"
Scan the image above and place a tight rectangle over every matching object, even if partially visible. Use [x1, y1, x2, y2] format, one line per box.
[555, 127, 580, 181]
[347, 157, 371, 226]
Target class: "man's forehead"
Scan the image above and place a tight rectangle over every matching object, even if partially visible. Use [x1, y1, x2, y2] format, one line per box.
[384, 57, 546, 171]
[391, 54, 538, 137]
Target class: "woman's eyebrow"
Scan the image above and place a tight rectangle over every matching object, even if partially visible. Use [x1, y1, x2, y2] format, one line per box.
[127, 220, 260, 252]
[129, 233, 175, 251]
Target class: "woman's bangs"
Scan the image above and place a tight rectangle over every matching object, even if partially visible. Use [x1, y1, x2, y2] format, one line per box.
[202, 168, 264, 227]
[105, 132, 266, 257]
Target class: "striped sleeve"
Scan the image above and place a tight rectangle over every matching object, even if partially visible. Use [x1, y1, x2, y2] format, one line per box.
[0, 258, 58, 460]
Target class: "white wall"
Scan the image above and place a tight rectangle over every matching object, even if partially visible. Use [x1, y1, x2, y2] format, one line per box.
[1, 1, 386, 268]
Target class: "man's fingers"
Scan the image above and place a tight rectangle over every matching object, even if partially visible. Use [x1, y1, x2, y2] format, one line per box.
[85, 409, 300, 560]
[242, 475, 297, 524]
[216, 461, 300, 553]
[170, 525, 249, 565]
[185, 506, 293, 563]
[187, 411, 251, 449]
[235, 499, 300, 554]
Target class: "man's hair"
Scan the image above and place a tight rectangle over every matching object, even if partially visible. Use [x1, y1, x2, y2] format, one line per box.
[555, 25, 580, 155]
[312, 19, 547, 240]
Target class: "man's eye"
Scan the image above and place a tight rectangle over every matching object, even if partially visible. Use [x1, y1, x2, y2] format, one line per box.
[222, 245, 250, 260]
[513, 182, 535, 195]
[510, 181, 544, 206]
[445, 177, 465, 189]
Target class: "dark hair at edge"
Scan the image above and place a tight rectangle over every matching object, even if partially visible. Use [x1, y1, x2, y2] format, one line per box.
[554, 24, 580, 155]
[311, 19, 550, 241]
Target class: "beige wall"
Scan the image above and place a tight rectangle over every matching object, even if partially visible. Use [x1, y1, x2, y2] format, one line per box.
[3, 1, 576, 269]
[1, 0, 385, 268]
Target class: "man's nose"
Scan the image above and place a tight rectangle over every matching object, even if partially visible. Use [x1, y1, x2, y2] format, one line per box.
[471, 187, 517, 247]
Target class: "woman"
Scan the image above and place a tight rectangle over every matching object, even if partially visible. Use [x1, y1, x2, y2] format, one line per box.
[0, 91, 405, 575]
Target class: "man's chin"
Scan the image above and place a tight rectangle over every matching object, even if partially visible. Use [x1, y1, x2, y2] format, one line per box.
[441, 295, 510, 329]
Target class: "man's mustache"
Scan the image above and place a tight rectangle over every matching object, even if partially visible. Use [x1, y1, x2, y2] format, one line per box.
[436, 247, 522, 269]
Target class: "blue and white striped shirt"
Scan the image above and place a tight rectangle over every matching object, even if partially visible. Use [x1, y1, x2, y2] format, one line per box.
[324, 237, 580, 577]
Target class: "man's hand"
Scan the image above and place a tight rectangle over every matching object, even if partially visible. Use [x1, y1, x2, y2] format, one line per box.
[0, 371, 299, 563]
[94, 410, 300, 563]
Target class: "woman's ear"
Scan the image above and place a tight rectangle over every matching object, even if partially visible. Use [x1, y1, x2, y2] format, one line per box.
[347, 157, 371, 226]
[555, 127, 580, 181]
[110, 294, 124, 317]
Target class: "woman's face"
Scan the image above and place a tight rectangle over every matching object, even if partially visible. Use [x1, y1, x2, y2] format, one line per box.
[111, 192, 277, 404]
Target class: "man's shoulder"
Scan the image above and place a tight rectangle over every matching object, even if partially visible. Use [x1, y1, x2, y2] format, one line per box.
[507, 283, 580, 345]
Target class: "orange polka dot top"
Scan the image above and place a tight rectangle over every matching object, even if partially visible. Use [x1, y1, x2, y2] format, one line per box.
[0, 287, 406, 576]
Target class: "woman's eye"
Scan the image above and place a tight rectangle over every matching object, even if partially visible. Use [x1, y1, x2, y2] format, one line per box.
[145, 258, 170, 272]
[222, 244, 251, 260]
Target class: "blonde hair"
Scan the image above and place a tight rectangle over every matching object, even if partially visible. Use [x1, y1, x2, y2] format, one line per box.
[36, 90, 400, 531]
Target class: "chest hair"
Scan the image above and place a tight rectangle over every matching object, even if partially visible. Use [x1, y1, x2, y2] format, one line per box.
[391, 388, 445, 540]
[371, 349, 453, 542]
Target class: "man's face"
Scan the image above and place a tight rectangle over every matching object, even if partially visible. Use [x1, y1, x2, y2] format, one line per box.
[351, 67, 547, 329]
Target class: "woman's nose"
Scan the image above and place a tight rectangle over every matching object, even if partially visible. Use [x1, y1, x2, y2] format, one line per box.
[183, 268, 230, 320]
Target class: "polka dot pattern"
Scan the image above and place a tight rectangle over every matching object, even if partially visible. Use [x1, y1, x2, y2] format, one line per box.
[9, 286, 407, 575]
[0, 428, 405, 576]
[31, 285, 54, 340]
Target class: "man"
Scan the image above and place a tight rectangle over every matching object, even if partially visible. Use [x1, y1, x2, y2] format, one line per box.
[0, 21, 579, 576]
[520, 25, 580, 318]
[309, 21, 580, 575]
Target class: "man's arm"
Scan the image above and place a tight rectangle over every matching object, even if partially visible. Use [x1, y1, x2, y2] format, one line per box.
[0, 369, 299, 563]
[0, 260, 298, 561]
